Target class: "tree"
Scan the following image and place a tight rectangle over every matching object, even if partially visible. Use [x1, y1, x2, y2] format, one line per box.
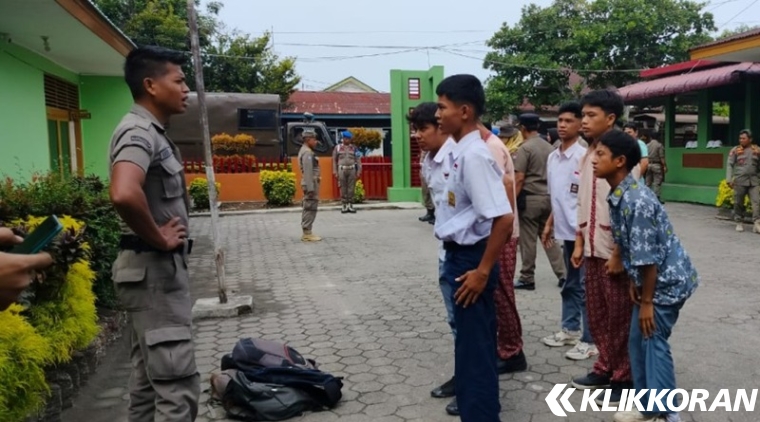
[717, 24, 760, 40]
[484, 0, 716, 118]
[94, 0, 299, 101]
[203, 31, 300, 101]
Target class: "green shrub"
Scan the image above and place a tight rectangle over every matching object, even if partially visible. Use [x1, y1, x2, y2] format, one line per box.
[354, 179, 366, 203]
[0, 215, 99, 422]
[0, 174, 120, 309]
[260, 170, 296, 206]
[188, 178, 221, 210]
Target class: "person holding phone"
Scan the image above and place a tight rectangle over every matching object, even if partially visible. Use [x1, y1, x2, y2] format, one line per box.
[108, 45, 199, 422]
[0, 228, 53, 311]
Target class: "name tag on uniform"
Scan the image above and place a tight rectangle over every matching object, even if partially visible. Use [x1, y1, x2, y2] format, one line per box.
[570, 183, 579, 194]
[448, 191, 456, 207]
[159, 147, 173, 160]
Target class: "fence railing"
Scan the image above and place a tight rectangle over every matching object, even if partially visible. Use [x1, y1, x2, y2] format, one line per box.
[184, 156, 291, 174]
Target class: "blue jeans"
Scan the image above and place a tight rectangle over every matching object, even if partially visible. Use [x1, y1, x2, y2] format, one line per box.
[629, 302, 682, 417]
[443, 242, 500, 422]
[438, 259, 457, 340]
[561, 240, 592, 343]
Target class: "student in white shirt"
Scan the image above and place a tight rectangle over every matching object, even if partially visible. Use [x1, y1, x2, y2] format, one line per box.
[434, 74, 514, 422]
[409, 103, 458, 412]
[541, 101, 598, 361]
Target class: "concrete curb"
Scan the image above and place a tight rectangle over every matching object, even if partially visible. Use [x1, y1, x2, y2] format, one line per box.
[190, 202, 424, 217]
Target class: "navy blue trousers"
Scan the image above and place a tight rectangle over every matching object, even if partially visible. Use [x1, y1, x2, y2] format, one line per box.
[443, 241, 501, 422]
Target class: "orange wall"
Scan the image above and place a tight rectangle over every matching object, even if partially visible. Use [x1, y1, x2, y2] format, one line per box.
[185, 157, 337, 202]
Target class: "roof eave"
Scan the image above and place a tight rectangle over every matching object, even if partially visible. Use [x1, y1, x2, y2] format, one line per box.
[56, 0, 136, 57]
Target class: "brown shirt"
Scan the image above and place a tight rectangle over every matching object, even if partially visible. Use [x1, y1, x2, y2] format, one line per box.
[647, 139, 665, 165]
[514, 135, 554, 195]
[108, 104, 190, 236]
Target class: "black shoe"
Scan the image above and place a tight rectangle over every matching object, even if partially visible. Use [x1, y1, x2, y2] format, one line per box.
[514, 280, 536, 291]
[419, 210, 435, 222]
[571, 372, 611, 390]
[497, 350, 528, 374]
[558, 277, 566, 288]
[430, 376, 455, 398]
[594, 382, 632, 406]
[445, 398, 459, 416]
[428, 217, 435, 225]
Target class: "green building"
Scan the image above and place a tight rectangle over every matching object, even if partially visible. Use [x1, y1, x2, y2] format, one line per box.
[620, 29, 760, 205]
[387, 66, 444, 202]
[0, 0, 135, 180]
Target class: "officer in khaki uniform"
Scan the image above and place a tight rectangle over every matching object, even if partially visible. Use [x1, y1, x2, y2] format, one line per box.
[727, 129, 760, 233]
[108, 46, 199, 422]
[299, 129, 322, 241]
[418, 149, 436, 224]
[332, 131, 361, 214]
[644, 130, 666, 201]
[513, 113, 566, 290]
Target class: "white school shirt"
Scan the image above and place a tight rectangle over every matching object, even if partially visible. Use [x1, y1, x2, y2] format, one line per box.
[422, 139, 455, 261]
[547, 141, 586, 241]
[434, 130, 512, 245]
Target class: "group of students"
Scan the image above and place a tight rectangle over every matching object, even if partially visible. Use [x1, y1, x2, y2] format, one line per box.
[410, 74, 700, 422]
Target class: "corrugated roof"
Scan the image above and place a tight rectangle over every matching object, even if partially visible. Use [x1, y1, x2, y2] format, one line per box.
[618, 62, 760, 102]
[691, 28, 760, 52]
[285, 91, 390, 115]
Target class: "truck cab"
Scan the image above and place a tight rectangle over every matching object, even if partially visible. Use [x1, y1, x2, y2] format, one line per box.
[283, 113, 336, 157]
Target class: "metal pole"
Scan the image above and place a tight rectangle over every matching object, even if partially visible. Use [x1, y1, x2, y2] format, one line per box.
[187, 0, 227, 303]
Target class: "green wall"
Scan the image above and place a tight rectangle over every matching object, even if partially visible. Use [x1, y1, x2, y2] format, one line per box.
[80, 76, 132, 178]
[388, 66, 444, 202]
[0, 43, 78, 180]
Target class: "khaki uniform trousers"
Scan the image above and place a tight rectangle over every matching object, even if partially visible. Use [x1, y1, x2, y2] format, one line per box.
[338, 167, 357, 205]
[112, 249, 200, 422]
[645, 164, 664, 198]
[733, 184, 760, 222]
[518, 195, 566, 283]
[302, 180, 320, 231]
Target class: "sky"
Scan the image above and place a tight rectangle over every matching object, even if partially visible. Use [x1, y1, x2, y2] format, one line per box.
[202, 0, 760, 93]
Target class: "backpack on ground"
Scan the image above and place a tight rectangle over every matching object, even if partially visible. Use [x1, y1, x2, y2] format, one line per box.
[211, 337, 344, 421]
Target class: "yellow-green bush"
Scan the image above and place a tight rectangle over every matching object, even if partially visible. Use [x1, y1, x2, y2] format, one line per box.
[716, 179, 752, 212]
[0, 215, 99, 421]
[354, 179, 366, 203]
[188, 178, 221, 211]
[261, 170, 296, 206]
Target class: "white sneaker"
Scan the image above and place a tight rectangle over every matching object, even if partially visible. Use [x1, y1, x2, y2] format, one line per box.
[613, 411, 667, 422]
[541, 329, 580, 347]
[753, 221, 760, 234]
[564, 342, 599, 360]
[736, 223, 745, 232]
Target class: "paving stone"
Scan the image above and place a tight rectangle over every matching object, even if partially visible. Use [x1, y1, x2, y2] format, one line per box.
[62, 206, 759, 422]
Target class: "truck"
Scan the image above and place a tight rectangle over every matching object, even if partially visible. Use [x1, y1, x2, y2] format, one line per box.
[166, 92, 336, 159]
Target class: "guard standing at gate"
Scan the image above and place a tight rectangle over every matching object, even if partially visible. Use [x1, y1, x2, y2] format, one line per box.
[108, 45, 200, 422]
[333, 131, 362, 213]
[300, 129, 322, 241]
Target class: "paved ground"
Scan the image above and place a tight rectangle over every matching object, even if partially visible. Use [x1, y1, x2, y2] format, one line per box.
[62, 203, 760, 422]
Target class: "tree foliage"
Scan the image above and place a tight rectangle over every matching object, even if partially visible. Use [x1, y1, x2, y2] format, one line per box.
[93, 0, 300, 101]
[484, 0, 716, 118]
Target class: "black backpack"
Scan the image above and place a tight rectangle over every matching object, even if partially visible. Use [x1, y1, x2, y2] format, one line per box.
[211, 338, 344, 421]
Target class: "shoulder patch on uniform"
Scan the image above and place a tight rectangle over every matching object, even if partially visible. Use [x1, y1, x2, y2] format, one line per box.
[130, 135, 152, 152]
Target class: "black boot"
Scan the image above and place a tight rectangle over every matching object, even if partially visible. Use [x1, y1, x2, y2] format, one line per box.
[419, 208, 435, 222]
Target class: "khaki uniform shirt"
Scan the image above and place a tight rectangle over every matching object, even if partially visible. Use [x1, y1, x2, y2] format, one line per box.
[514, 135, 554, 195]
[727, 144, 760, 187]
[647, 140, 665, 166]
[299, 145, 320, 192]
[108, 104, 190, 236]
[332, 144, 361, 174]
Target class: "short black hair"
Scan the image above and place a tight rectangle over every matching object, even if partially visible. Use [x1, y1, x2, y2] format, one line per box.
[599, 129, 641, 172]
[435, 74, 486, 117]
[740, 129, 753, 138]
[557, 101, 582, 119]
[581, 90, 625, 121]
[406, 102, 438, 130]
[547, 128, 559, 142]
[623, 122, 639, 133]
[124, 45, 187, 99]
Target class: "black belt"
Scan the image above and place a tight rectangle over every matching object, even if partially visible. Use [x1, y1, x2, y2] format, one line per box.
[119, 235, 192, 254]
[443, 238, 488, 252]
